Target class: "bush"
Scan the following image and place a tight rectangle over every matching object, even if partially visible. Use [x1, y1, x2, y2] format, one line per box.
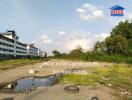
[55, 52, 132, 64]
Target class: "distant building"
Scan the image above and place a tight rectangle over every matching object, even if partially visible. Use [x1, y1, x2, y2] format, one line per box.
[110, 5, 124, 16]
[38, 49, 47, 57]
[0, 30, 45, 58]
[27, 44, 38, 57]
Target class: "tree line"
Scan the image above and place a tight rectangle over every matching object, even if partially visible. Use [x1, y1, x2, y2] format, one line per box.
[51, 20, 132, 63]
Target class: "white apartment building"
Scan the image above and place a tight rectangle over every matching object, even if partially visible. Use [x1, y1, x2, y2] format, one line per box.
[27, 44, 39, 57]
[0, 30, 45, 58]
[38, 49, 47, 57]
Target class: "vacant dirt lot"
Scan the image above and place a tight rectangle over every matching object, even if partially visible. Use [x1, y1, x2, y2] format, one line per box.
[0, 59, 115, 84]
[0, 59, 129, 100]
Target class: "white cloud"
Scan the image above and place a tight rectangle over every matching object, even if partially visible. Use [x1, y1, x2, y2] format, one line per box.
[64, 32, 109, 51]
[100, 33, 110, 38]
[65, 38, 94, 51]
[40, 34, 52, 43]
[59, 31, 66, 35]
[31, 31, 110, 55]
[95, 33, 110, 42]
[76, 8, 86, 13]
[76, 3, 105, 21]
[83, 3, 97, 11]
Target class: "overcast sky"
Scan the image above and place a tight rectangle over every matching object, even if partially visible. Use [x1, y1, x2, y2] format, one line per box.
[0, 0, 132, 54]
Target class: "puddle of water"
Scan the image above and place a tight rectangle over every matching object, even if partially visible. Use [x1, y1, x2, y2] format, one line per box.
[14, 74, 62, 92]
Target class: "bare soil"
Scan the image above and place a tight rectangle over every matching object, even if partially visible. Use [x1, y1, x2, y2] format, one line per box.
[0, 59, 127, 100]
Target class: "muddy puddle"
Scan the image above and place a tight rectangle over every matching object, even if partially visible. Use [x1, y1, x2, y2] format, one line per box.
[0, 73, 62, 93]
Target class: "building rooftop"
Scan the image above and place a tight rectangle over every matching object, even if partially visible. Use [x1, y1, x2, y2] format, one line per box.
[0, 34, 14, 42]
[0, 30, 19, 39]
[28, 44, 38, 49]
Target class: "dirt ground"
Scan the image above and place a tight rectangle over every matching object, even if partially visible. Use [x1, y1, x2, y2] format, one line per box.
[14, 85, 119, 100]
[0, 59, 125, 100]
[0, 59, 115, 84]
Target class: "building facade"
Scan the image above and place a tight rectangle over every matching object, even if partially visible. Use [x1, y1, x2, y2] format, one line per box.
[0, 30, 45, 58]
[27, 44, 39, 57]
[38, 49, 47, 57]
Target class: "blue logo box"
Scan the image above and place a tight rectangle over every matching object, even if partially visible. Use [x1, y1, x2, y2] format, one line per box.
[110, 5, 124, 16]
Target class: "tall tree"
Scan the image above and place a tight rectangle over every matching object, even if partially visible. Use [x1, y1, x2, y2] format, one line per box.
[94, 41, 106, 52]
[70, 46, 83, 55]
[111, 20, 132, 39]
[52, 50, 61, 57]
[105, 35, 128, 54]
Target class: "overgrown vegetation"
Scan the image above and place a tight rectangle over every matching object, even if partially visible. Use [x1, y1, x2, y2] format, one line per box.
[52, 52, 132, 63]
[59, 65, 132, 91]
[0, 58, 46, 70]
[52, 20, 132, 63]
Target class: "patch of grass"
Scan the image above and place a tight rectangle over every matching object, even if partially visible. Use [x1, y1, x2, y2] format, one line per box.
[0, 58, 46, 70]
[59, 65, 132, 91]
[90, 65, 132, 91]
[60, 74, 100, 86]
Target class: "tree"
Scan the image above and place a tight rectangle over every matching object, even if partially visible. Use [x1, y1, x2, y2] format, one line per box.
[70, 46, 83, 56]
[105, 35, 128, 54]
[111, 20, 132, 39]
[94, 41, 106, 52]
[52, 50, 61, 57]
[94, 41, 100, 51]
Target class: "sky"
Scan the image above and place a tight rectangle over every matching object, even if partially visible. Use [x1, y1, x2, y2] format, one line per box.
[0, 0, 132, 55]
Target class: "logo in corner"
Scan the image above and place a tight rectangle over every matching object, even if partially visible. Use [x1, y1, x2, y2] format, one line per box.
[110, 5, 125, 16]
